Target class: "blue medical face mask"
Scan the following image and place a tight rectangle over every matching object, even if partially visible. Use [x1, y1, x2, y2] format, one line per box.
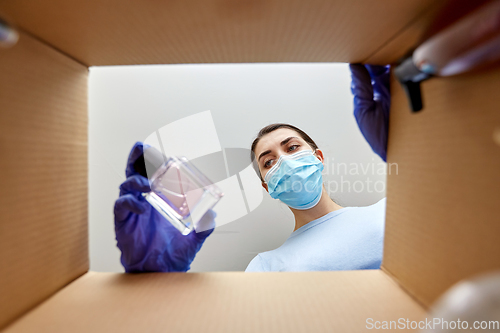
[264, 149, 324, 210]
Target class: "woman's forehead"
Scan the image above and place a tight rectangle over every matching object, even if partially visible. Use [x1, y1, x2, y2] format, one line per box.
[254, 128, 302, 155]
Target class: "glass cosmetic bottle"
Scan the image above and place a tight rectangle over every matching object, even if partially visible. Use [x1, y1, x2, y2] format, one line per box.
[134, 147, 223, 235]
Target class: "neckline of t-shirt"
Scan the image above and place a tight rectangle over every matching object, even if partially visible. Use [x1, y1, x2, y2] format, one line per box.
[287, 207, 353, 239]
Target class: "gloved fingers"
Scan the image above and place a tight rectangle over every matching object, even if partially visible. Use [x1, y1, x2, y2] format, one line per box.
[126, 142, 146, 178]
[349, 63, 374, 101]
[349, 63, 372, 82]
[119, 175, 151, 196]
[365, 64, 389, 78]
[114, 194, 148, 222]
[191, 209, 216, 240]
[354, 106, 389, 162]
[365, 64, 391, 112]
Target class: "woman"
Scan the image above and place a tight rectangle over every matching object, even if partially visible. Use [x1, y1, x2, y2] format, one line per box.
[113, 64, 390, 273]
[245, 123, 385, 272]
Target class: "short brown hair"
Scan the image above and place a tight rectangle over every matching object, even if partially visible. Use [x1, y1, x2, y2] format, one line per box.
[250, 123, 319, 181]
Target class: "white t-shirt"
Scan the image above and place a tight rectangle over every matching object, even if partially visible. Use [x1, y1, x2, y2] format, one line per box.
[245, 198, 386, 272]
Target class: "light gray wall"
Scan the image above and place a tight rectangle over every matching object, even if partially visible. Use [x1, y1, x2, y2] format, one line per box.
[88, 63, 386, 273]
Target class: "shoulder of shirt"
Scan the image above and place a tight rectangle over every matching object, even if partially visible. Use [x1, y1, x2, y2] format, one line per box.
[374, 197, 387, 208]
[246, 246, 286, 271]
[354, 197, 386, 211]
[245, 253, 267, 272]
[339, 197, 386, 216]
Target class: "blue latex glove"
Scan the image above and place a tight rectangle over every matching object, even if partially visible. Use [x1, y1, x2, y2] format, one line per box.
[349, 64, 391, 162]
[114, 142, 216, 272]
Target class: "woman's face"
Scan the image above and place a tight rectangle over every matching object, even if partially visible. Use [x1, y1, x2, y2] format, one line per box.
[254, 128, 323, 184]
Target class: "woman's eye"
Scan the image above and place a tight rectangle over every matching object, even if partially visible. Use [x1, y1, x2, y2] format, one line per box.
[288, 145, 299, 152]
[264, 159, 274, 168]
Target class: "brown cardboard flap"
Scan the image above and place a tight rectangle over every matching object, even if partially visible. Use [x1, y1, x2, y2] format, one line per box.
[365, 2, 448, 64]
[0, 0, 443, 66]
[0, 32, 88, 329]
[383, 66, 500, 307]
[3, 270, 425, 333]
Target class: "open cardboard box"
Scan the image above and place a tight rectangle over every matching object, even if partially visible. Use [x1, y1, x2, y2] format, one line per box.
[1, 0, 499, 332]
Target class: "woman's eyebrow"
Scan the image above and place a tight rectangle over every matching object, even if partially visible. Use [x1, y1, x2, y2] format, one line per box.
[258, 136, 299, 162]
[258, 150, 271, 162]
[280, 136, 298, 146]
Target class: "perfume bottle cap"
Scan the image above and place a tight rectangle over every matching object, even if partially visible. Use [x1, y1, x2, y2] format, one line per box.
[134, 146, 166, 180]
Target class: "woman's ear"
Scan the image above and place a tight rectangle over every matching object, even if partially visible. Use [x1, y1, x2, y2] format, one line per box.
[315, 148, 325, 164]
[261, 182, 269, 193]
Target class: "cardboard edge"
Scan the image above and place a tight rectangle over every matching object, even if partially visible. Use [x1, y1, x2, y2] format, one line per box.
[17, 25, 89, 68]
[0, 30, 90, 330]
[380, 266, 429, 311]
[1, 270, 90, 331]
[363, 1, 449, 65]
